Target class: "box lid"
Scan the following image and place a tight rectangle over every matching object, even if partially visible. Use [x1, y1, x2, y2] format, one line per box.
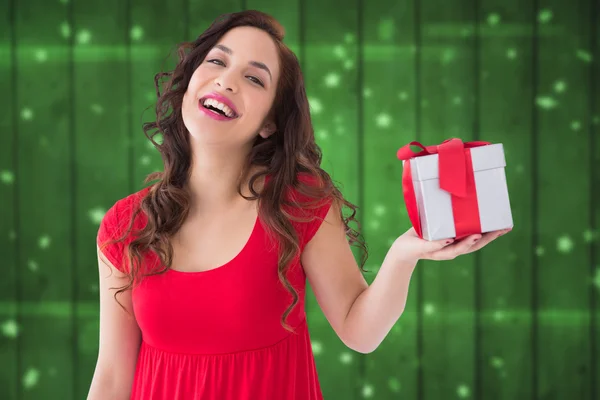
[408, 143, 506, 182]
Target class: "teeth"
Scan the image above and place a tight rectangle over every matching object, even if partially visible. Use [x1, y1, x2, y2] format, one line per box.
[202, 98, 236, 118]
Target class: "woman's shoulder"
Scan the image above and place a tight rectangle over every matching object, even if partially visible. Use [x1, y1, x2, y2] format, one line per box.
[286, 171, 332, 205]
[100, 185, 153, 234]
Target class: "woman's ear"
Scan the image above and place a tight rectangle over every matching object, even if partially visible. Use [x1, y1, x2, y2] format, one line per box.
[258, 121, 277, 139]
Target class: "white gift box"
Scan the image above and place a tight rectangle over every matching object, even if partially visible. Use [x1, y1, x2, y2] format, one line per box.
[404, 143, 514, 241]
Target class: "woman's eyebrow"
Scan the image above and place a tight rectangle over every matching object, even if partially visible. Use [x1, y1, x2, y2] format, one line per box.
[213, 44, 272, 82]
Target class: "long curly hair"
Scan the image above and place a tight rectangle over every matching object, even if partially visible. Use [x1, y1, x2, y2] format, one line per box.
[100, 9, 368, 332]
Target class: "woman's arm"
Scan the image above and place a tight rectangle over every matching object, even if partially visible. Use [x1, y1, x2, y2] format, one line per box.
[302, 203, 508, 354]
[87, 248, 141, 400]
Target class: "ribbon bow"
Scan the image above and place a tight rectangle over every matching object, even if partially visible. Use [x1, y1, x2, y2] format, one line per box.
[397, 138, 491, 239]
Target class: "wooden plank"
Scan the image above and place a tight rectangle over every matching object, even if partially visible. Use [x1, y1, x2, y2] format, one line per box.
[535, 0, 593, 398]
[593, 0, 600, 395]
[361, 2, 419, 400]
[0, 0, 18, 397]
[72, 0, 129, 398]
[241, 3, 300, 54]
[131, 0, 187, 189]
[188, 0, 242, 47]
[15, 0, 74, 398]
[477, 1, 535, 399]
[302, 4, 361, 399]
[418, 1, 478, 398]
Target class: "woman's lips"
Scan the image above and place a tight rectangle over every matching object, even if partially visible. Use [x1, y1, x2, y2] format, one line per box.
[198, 99, 236, 121]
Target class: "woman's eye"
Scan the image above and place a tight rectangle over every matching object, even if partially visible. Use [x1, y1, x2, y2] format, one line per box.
[248, 76, 264, 87]
[206, 59, 264, 87]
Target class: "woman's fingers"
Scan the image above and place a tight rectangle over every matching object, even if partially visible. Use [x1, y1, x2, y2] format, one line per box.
[428, 234, 481, 260]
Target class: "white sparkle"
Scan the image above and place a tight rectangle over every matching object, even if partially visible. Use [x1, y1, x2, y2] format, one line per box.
[536, 96, 558, 110]
[576, 50, 592, 63]
[60, 22, 71, 38]
[311, 340, 323, 355]
[487, 13, 501, 26]
[373, 204, 386, 217]
[553, 80, 567, 93]
[441, 48, 456, 64]
[538, 9, 553, 23]
[88, 207, 106, 225]
[333, 45, 346, 59]
[308, 97, 323, 114]
[1, 170, 15, 184]
[557, 235, 574, 253]
[388, 377, 401, 392]
[21, 108, 33, 121]
[490, 356, 505, 368]
[35, 49, 48, 63]
[583, 229, 596, 243]
[324, 73, 340, 88]
[77, 29, 92, 45]
[375, 113, 392, 128]
[91, 104, 104, 115]
[369, 220, 381, 230]
[493, 310, 505, 321]
[131, 25, 144, 41]
[38, 235, 51, 250]
[457, 384, 471, 398]
[316, 129, 329, 140]
[339, 352, 353, 364]
[424, 303, 435, 315]
[362, 383, 374, 398]
[22, 367, 40, 389]
[28, 260, 39, 272]
[570, 120, 581, 131]
[1, 319, 19, 338]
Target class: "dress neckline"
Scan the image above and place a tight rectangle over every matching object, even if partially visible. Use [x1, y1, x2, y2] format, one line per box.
[167, 172, 270, 276]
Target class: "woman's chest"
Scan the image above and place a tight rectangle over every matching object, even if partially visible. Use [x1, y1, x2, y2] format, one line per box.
[132, 249, 307, 354]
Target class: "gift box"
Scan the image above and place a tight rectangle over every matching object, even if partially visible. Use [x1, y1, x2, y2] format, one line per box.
[397, 138, 514, 241]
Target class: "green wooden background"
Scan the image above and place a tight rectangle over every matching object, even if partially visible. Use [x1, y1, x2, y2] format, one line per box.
[1, 0, 598, 399]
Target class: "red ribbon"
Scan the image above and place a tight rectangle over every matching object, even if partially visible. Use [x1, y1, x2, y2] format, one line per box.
[397, 138, 491, 240]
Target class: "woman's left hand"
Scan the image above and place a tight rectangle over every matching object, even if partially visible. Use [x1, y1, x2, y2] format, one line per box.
[391, 227, 513, 264]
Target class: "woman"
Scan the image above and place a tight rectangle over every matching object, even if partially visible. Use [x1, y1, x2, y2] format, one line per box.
[88, 10, 509, 400]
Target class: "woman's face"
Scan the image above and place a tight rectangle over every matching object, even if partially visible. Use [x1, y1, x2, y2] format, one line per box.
[182, 26, 281, 146]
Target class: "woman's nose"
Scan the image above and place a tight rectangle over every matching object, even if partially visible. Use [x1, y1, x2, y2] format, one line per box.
[214, 74, 237, 93]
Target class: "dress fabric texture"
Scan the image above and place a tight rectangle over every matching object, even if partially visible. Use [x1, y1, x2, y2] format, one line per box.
[96, 173, 332, 400]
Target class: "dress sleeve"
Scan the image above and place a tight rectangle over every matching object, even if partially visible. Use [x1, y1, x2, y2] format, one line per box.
[294, 173, 335, 250]
[96, 198, 129, 273]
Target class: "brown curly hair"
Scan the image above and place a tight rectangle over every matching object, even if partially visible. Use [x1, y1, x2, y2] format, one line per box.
[99, 9, 368, 332]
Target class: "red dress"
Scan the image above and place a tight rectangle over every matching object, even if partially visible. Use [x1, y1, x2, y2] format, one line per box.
[96, 173, 331, 400]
